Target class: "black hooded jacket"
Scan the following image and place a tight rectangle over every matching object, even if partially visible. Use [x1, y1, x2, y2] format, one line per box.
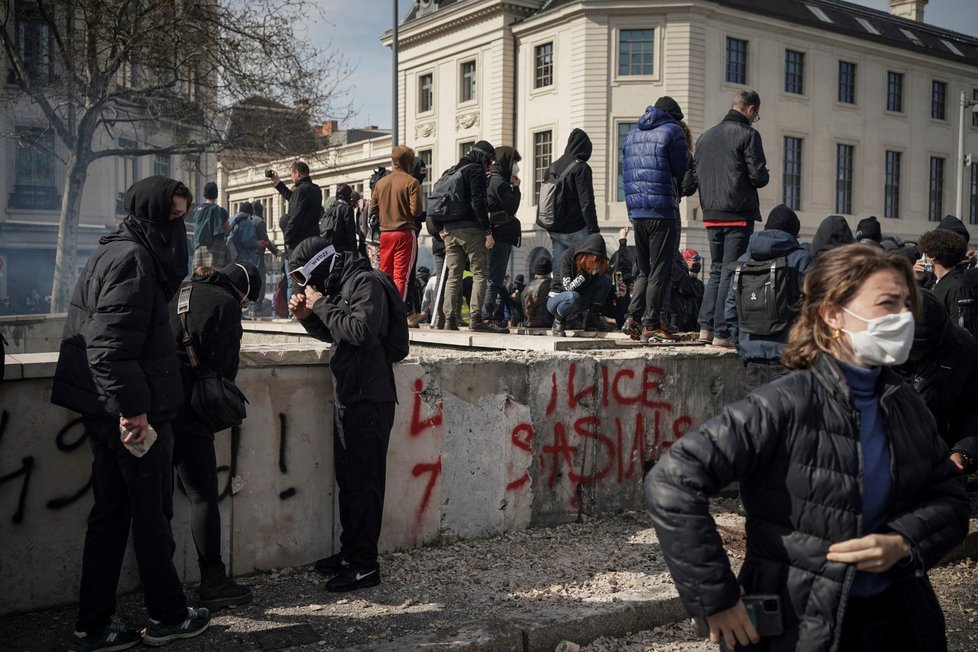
[276, 176, 324, 249]
[547, 129, 599, 234]
[647, 354, 969, 652]
[441, 147, 492, 235]
[557, 234, 608, 294]
[811, 215, 855, 257]
[52, 176, 189, 420]
[292, 239, 397, 405]
[488, 146, 522, 246]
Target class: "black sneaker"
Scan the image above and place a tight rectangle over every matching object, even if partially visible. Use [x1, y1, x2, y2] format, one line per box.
[141, 608, 210, 647]
[470, 319, 510, 334]
[326, 566, 381, 593]
[69, 625, 141, 652]
[198, 578, 252, 611]
[314, 552, 349, 575]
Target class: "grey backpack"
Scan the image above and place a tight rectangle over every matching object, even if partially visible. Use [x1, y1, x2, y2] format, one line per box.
[535, 160, 579, 231]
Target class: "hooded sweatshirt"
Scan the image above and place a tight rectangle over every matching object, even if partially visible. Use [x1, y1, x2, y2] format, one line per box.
[441, 141, 495, 234]
[547, 129, 599, 234]
[488, 146, 522, 245]
[622, 106, 688, 219]
[557, 233, 608, 294]
[370, 145, 422, 233]
[810, 215, 854, 257]
[52, 176, 189, 420]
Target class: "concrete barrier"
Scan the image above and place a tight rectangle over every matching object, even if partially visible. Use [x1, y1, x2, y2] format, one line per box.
[0, 313, 68, 355]
[0, 343, 744, 615]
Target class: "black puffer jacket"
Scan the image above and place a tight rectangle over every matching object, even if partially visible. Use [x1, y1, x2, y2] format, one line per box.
[548, 129, 599, 234]
[647, 354, 969, 652]
[896, 290, 978, 472]
[277, 176, 324, 249]
[686, 110, 769, 222]
[168, 273, 243, 435]
[52, 176, 189, 420]
[293, 240, 397, 406]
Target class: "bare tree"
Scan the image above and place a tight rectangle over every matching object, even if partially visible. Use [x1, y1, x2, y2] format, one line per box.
[1, 0, 353, 311]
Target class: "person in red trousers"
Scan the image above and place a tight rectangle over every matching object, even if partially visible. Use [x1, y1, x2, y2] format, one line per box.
[370, 145, 422, 304]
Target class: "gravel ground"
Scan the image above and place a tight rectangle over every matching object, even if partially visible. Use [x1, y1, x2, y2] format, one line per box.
[3, 504, 973, 652]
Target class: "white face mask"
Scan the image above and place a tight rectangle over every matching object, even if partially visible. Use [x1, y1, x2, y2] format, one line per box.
[841, 307, 915, 366]
[511, 162, 520, 179]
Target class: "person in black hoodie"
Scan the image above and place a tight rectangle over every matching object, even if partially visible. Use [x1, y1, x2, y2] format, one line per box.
[483, 146, 522, 330]
[169, 262, 260, 612]
[684, 90, 769, 347]
[545, 129, 600, 268]
[51, 176, 210, 649]
[289, 238, 398, 593]
[523, 258, 554, 328]
[319, 183, 360, 255]
[896, 290, 978, 475]
[810, 214, 855, 258]
[546, 234, 613, 336]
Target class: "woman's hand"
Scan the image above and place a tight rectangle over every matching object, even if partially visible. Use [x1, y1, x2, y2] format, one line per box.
[705, 600, 760, 647]
[827, 533, 910, 572]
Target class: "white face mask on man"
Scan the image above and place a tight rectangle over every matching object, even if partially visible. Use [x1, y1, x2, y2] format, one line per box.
[841, 307, 915, 366]
[511, 162, 519, 180]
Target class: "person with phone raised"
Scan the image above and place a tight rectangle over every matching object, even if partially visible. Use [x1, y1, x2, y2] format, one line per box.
[646, 244, 969, 651]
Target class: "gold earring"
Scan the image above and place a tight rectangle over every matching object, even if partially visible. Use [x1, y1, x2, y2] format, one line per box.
[832, 330, 842, 339]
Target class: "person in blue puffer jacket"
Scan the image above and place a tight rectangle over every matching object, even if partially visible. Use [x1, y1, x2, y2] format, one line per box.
[620, 96, 688, 342]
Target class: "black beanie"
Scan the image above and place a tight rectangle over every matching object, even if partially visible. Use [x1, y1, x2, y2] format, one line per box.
[203, 181, 218, 200]
[653, 96, 684, 121]
[251, 202, 264, 218]
[938, 214, 970, 244]
[472, 140, 496, 159]
[220, 262, 262, 302]
[533, 257, 552, 275]
[515, 274, 525, 284]
[855, 216, 882, 243]
[764, 204, 800, 238]
[238, 201, 253, 215]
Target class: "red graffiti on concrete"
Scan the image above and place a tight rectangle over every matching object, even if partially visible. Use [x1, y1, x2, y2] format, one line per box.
[506, 423, 534, 491]
[410, 377, 443, 437]
[410, 458, 442, 528]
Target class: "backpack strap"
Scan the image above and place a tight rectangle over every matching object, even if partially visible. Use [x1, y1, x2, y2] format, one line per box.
[177, 283, 202, 371]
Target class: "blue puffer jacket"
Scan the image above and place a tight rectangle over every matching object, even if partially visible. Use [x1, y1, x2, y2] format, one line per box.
[622, 107, 688, 219]
[724, 229, 812, 362]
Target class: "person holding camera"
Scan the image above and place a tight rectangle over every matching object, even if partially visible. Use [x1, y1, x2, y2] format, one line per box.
[268, 161, 323, 306]
[646, 244, 969, 651]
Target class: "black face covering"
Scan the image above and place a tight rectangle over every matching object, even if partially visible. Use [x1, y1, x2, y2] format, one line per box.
[102, 176, 190, 301]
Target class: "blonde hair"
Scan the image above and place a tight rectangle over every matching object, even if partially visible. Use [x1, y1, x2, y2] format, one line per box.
[781, 244, 920, 369]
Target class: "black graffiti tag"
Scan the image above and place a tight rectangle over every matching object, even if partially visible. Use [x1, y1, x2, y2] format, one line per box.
[0, 409, 35, 524]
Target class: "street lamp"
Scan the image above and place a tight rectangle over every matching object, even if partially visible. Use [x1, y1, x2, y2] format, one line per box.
[955, 90, 978, 219]
[392, 0, 399, 147]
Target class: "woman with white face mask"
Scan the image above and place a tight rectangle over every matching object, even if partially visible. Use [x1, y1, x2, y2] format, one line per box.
[646, 244, 969, 652]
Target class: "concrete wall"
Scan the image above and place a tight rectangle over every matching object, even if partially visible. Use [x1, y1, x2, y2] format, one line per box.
[0, 344, 744, 615]
[0, 313, 68, 355]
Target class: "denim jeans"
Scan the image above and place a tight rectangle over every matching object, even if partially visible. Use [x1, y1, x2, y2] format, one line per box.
[483, 241, 513, 318]
[76, 418, 187, 634]
[549, 227, 590, 272]
[546, 274, 612, 320]
[698, 223, 753, 338]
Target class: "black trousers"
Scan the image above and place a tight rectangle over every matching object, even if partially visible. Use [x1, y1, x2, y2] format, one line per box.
[76, 418, 187, 634]
[172, 426, 222, 569]
[334, 401, 395, 570]
[840, 581, 943, 652]
[628, 218, 678, 329]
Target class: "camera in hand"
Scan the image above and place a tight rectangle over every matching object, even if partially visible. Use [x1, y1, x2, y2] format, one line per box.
[265, 170, 275, 179]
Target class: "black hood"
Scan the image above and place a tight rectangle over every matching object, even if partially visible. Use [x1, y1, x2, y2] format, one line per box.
[491, 146, 520, 180]
[576, 233, 607, 259]
[913, 289, 950, 355]
[290, 236, 371, 295]
[811, 215, 854, 257]
[563, 128, 592, 162]
[101, 175, 190, 301]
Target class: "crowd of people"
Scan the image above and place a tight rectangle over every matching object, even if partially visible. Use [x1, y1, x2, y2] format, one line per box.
[39, 86, 978, 652]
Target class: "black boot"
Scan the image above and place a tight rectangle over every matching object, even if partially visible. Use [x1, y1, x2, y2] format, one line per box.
[552, 316, 566, 337]
[585, 304, 615, 332]
[446, 314, 460, 331]
[199, 562, 252, 611]
[470, 315, 510, 334]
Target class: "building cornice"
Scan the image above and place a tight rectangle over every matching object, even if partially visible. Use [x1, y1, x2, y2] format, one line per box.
[381, 0, 539, 49]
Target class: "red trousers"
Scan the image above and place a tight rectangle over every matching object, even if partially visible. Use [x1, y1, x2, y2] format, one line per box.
[379, 229, 417, 301]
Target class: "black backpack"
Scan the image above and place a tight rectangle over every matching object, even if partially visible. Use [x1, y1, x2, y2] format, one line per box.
[428, 164, 477, 222]
[342, 270, 410, 363]
[732, 254, 797, 335]
[319, 202, 347, 245]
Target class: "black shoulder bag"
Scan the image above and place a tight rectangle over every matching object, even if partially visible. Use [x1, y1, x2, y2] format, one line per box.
[177, 283, 249, 431]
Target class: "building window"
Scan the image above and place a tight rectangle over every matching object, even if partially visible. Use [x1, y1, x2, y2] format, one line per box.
[973, 90, 978, 128]
[12, 127, 58, 210]
[929, 157, 945, 221]
[970, 165, 978, 225]
[460, 60, 477, 103]
[15, 4, 52, 84]
[617, 122, 638, 202]
[118, 138, 139, 214]
[931, 81, 947, 120]
[458, 141, 475, 160]
[532, 130, 553, 204]
[153, 153, 171, 177]
[534, 42, 554, 89]
[418, 149, 433, 203]
[887, 71, 904, 112]
[884, 151, 901, 218]
[725, 37, 748, 85]
[838, 61, 856, 104]
[784, 50, 805, 95]
[782, 137, 802, 210]
[836, 144, 854, 215]
[618, 29, 654, 76]
[418, 73, 433, 113]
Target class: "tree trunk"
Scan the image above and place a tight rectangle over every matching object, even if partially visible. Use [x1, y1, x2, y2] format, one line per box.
[50, 153, 89, 313]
